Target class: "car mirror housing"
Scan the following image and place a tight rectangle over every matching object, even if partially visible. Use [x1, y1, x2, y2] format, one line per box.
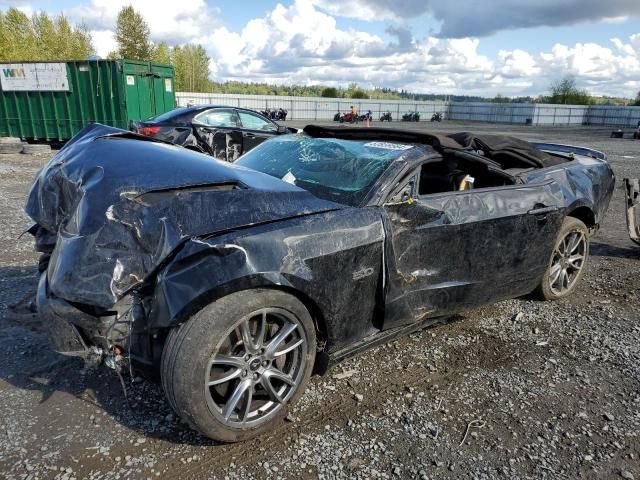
[277, 125, 289, 134]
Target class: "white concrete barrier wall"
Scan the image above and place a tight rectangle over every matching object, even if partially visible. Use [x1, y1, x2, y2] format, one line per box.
[176, 92, 640, 127]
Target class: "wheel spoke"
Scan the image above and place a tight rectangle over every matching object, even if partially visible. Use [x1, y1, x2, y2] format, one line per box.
[560, 269, 569, 290]
[264, 323, 298, 359]
[260, 374, 284, 403]
[208, 368, 242, 386]
[223, 379, 252, 421]
[567, 254, 584, 269]
[275, 338, 304, 357]
[264, 366, 295, 386]
[239, 312, 268, 353]
[568, 233, 583, 254]
[239, 384, 254, 423]
[550, 263, 562, 286]
[211, 354, 245, 369]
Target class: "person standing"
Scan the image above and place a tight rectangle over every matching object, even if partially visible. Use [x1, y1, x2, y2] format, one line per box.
[350, 105, 358, 123]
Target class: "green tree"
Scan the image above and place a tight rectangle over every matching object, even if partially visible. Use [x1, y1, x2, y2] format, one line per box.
[0, 9, 93, 62]
[115, 6, 153, 60]
[632, 91, 640, 106]
[0, 8, 37, 61]
[32, 12, 56, 56]
[350, 90, 369, 99]
[546, 75, 592, 105]
[152, 41, 171, 65]
[173, 45, 211, 92]
[320, 87, 338, 97]
[492, 94, 510, 103]
[70, 22, 95, 59]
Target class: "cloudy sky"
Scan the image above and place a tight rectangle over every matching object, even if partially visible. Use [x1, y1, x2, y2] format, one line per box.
[2, 0, 640, 97]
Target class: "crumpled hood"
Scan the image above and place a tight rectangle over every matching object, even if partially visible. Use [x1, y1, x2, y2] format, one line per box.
[26, 124, 342, 308]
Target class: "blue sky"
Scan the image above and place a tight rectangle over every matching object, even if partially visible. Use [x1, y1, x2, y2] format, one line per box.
[3, 0, 640, 97]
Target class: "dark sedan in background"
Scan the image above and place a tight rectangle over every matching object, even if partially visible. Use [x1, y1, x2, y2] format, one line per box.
[131, 105, 296, 161]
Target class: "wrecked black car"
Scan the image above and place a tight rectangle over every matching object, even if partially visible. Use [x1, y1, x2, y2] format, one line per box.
[27, 124, 614, 442]
[131, 105, 296, 161]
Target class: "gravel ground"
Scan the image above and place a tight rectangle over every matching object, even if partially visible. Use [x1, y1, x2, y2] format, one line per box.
[0, 121, 639, 480]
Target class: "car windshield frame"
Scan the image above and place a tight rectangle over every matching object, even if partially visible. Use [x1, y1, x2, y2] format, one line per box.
[235, 134, 413, 207]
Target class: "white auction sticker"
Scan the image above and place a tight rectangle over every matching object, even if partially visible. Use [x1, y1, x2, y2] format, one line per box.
[364, 142, 413, 150]
[281, 171, 297, 184]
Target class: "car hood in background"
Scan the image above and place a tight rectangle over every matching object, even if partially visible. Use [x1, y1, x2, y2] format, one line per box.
[25, 124, 343, 308]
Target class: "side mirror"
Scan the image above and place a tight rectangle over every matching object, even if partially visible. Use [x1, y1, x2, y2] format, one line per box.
[277, 125, 288, 134]
[384, 182, 415, 206]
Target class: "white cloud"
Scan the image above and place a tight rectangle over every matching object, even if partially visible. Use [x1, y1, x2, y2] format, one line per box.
[311, 0, 640, 38]
[3, 0, 640, 97]
[67, 0, 221, 45]
[89, 29, 117, 57]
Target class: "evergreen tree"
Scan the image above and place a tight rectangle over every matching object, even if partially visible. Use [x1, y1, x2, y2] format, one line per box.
[320, 87, 338, 98]
[152, 42, 171, 65]
[115, 6, 153, 60]
[70, 22, 95, 59]
[0, 8, 37, 61]
[173, 45, 210, 92]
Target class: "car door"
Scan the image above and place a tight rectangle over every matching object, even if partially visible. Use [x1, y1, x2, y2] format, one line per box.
[192, 108, 242, 161]
[382, 167, 563, 329]
[236, 110, 280, 154]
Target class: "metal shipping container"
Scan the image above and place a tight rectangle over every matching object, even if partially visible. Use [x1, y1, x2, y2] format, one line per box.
[0, 59, 175, 140]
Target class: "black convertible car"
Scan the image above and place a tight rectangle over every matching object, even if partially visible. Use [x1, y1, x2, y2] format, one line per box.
[131, 105, 296, 161]
[27, 124, 614, 442]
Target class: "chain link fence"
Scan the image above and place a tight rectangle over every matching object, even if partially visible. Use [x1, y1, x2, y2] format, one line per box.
[176, 92, 640, 128]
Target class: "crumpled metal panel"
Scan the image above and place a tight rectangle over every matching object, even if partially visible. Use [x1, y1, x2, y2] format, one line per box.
[25, 124, 342, 308]
[148, 207, 386, 352]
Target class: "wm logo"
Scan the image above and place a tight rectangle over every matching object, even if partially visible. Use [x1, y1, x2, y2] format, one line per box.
[2, 68, 26, 78]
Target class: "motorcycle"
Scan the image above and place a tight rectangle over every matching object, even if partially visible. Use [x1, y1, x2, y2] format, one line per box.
[431, 112, 443, 122]
[379, 111, 392, 122]
[402, 111, 420, 122]
[274, 108, 288, 121]
[356, 110, 372, 122]
[261, 108, 288, 121]
[334, 111, 356, 123]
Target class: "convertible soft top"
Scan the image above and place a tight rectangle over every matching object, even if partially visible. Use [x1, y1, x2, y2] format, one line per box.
[303, 125, 565, 168]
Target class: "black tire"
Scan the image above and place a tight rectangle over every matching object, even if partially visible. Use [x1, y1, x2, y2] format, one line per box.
[534, 217, 589, 300]
[161, 289, 316, 442]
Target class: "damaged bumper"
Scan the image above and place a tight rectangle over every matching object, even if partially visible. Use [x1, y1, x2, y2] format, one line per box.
[37, 273, 135, 357]
[37, 273, 89, 356]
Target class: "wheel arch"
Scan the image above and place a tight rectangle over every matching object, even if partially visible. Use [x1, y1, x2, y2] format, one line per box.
[566, 204, 596, 230]
[153, 275, 331, 352]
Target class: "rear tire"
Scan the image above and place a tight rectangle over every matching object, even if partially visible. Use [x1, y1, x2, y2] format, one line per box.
[534, 217, 589, 300]
[161, 289, 316, 442]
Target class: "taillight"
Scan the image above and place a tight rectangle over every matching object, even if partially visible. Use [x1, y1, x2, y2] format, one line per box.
[139, 126, 161, 137]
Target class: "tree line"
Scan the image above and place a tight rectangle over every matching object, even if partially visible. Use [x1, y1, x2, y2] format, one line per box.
[1, 6, 638, 105]
[0, 8, 93, 61]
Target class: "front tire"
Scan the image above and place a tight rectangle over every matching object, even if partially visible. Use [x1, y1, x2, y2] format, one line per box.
[535, 217, 589, 300]
[161, 289, 316, 442]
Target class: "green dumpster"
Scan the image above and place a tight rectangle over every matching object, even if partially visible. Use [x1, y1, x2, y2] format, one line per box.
[0, 59, 176, 141]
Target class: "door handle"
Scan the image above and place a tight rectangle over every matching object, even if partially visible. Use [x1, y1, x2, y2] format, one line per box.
[528, 206, 558, 216]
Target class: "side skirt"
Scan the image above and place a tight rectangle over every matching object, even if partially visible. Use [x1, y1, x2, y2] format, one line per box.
[322, 316, 453, 371]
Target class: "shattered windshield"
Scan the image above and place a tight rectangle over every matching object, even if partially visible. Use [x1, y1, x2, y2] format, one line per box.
[236, 135, 411, 206]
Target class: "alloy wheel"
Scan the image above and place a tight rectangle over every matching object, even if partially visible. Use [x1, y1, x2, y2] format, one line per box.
[204, 308, 307, 428]
[549, 229, 587, 296]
